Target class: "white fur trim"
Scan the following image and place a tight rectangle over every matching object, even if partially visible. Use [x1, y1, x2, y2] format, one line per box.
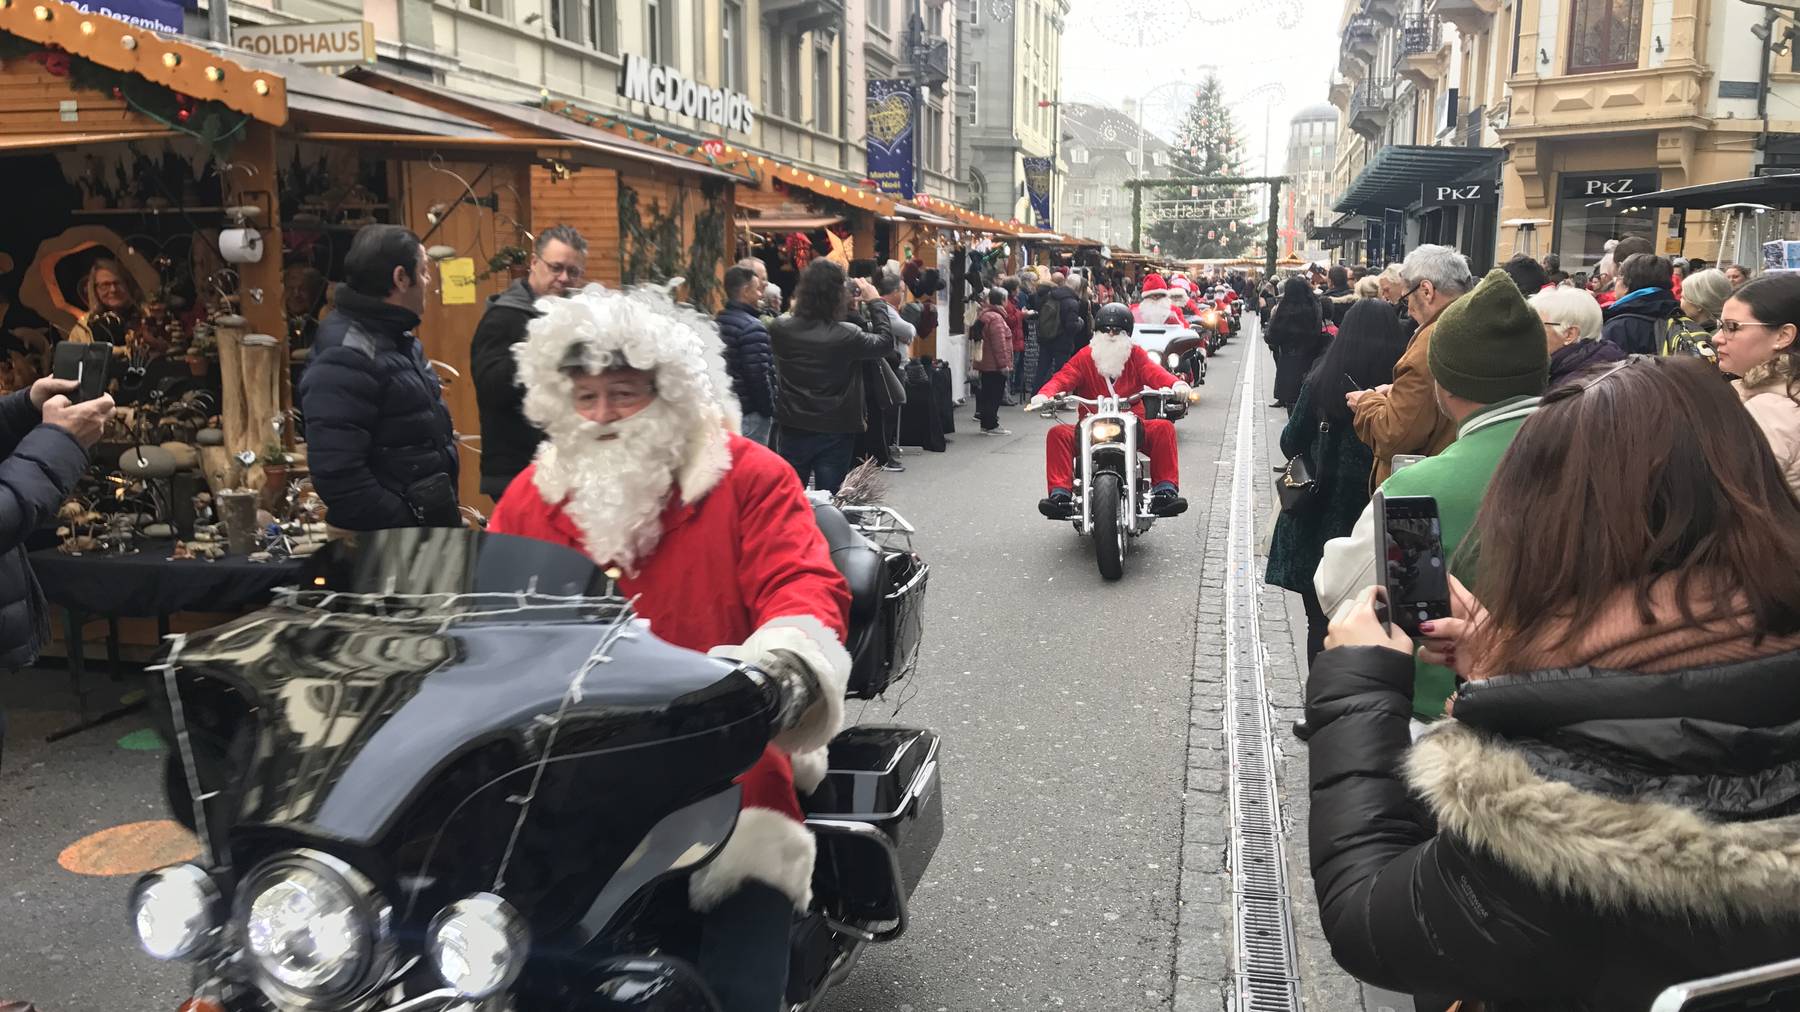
[1406, 721, 1800, 920]
[757, 615, 849, 753]
[791, 747, 830, 794]
[689, 806, 817, 912]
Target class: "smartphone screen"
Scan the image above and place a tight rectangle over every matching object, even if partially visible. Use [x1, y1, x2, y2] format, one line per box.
[1379, 495, 1451, 638]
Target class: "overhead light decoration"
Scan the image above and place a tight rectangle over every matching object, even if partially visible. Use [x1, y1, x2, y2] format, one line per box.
[33, 3, 51, 18]
[253, 78, 270, 95]
[120, 34, 137, 50]
[205, 66, 224, 82]
[162, 52, 180, 68]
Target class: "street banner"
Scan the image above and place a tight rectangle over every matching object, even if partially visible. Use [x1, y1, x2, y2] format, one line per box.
[1023, 157, 1053, 229]
[67, 0, 181, 35]
[865, 79, 917, 199]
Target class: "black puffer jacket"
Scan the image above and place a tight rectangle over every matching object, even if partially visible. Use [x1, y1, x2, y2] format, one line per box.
[1305, 646, 1800, 1011]
[1601, 288, 1683, 355]
[715, 300, 778, 419]
[1037, 284, 1083, 346]
[769, 299, 894, 434]
[300, 286, 459, 530]
[469, 279, 542, 500]
[0, 390, 88, 668]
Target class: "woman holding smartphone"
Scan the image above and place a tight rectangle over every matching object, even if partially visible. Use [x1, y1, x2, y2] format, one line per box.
[1264, 299, 1407, 664]
[1301, 355, 1800, 1011]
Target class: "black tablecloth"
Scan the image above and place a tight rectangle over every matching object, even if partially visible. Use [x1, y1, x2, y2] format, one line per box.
[29, 540, 304, 617]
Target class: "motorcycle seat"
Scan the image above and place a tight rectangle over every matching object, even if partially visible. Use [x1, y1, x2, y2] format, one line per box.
[812, 503, 884, 624]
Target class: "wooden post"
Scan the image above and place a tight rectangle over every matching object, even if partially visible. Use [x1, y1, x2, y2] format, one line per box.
[220, 120, 284, 482]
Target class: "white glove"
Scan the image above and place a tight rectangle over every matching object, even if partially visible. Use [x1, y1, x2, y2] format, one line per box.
[708, 615, 849, 754]
[1173, 382, 1193, 401]
[1026, 394, 1050, 412]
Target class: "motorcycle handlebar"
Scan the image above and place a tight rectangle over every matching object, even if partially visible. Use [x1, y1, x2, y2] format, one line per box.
[1048, 386, 1182, 409]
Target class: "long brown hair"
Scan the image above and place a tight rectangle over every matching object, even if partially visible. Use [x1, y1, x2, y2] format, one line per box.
[1470, 355, 1800, 675]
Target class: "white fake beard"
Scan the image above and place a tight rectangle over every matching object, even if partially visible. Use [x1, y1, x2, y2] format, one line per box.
[1091, 332, 1132, 380]
[532, 399, 687, 574]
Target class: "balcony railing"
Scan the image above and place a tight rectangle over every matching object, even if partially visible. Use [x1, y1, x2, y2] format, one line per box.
[762, 0, 846, 35]
[1400, 13, 1442, 57]
[1344, 16, 1380, 60]
[1349, 77, 1395, 138]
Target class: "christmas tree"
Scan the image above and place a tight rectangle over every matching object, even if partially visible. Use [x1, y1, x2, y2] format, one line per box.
[1146, 74, 1254, 259]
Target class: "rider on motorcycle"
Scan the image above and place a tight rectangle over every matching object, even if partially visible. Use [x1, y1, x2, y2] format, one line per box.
[1028, 302, 1191, 520]
[1133, 274, 1183, 326]
[488, 283, 850, 1012]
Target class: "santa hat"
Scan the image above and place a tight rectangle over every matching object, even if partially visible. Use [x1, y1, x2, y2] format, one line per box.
[515, 282, 740, 504]
[1140, 274, 1168, 294]
[1171, 275, 1195, 292]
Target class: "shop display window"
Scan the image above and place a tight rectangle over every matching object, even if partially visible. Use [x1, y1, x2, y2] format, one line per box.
[1554, 171, 1660, 274]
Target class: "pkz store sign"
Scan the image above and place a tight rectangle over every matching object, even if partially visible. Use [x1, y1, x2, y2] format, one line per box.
[1420, 181, 1493, 206]
[1559, 172, 1661, 200]
[618, 53, 755, 134]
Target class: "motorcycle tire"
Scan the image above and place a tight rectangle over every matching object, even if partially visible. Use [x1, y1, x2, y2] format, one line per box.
[1092, 471, 1127, 581]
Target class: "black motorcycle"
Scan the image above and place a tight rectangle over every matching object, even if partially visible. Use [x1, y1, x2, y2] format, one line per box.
[129, 522, 939, 1011]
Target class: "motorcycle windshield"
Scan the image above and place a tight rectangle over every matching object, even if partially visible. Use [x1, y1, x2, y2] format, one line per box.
[173, 530, 766, 849]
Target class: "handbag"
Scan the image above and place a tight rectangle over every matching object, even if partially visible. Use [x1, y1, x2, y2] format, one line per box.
[1276, 421, 1329, 514]
[876, 358, 907, 409]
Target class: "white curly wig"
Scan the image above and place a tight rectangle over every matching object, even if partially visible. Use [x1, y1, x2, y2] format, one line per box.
[514, 282, 742, 505]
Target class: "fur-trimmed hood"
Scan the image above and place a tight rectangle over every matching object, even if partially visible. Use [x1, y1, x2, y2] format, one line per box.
[1407, 721, 1800, 922]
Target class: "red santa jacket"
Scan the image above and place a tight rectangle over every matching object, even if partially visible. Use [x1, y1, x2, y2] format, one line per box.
[1036, 343, 1181, 419]
[488, 433, 851, 909]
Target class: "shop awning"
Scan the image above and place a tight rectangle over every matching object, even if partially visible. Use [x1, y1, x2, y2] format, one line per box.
[0, 130, 179, 152]
[739, 214, 843, 231]
[1333, 145, 1500, 215]
[1308, 212, 1366, 242]
[212, 49, 490, 136]
[1582, 171, 1800, 211]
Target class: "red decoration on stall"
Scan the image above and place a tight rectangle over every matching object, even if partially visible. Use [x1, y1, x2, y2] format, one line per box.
[783, 231, 816, 271]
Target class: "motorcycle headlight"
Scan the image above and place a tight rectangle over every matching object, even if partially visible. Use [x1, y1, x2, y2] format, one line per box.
[238, 850, 390, 1006]
[429, 893, 529, 999]
[1201, 311, 1220, 328]
[1166, 352, 1180, 367]
[130, 863, 220, 961]
[1090, 419, 1124, 443]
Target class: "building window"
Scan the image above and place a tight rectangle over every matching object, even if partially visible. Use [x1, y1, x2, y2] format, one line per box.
[968, 61, 979, 127]
[1151, 150, 1167, 168]
[469, 0, 505, 17]
[549, 0, 579, 41]
[814, 46, 832, 133]
[692, 0, 704, 70]
[722, 0, 743, 90]
[1568, 0, 1643, 74]
[968, 0, 978, 25]
[646, 0, 668, 63]
[868, 0, 888, 33]
[1069, 146, 1088, 164]
[587, 0, 616, 53]
[1100, 188, 1112, 207]
[1073, 189, 1085, 207]
[1124, 149, 1138, 166]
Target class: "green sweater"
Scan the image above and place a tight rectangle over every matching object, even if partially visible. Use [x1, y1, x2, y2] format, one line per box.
[1380, 396, 1538, 718]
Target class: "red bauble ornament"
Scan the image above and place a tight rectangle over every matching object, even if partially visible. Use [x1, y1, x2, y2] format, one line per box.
[176, 107, 191, 123]
[111, 87, 124, 100]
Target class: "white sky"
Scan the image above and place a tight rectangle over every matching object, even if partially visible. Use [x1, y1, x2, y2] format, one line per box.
[1056, 0, 1343, 177]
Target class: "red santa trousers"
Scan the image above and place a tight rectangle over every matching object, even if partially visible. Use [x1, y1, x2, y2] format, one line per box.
[1044, 419, 1179, 494]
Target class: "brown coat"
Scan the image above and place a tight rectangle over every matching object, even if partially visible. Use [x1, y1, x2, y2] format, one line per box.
[1351, 318, 1457, 488]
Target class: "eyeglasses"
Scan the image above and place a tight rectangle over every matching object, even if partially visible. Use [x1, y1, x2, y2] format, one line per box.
[1400, 282, 1423, 304]
[1554, 352, 1651, 400]
[539, 260, 584, 279]
[1714, 320, 1778, 336]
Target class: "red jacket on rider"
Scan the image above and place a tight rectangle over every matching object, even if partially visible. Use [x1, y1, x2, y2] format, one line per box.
[1035, 343, 1182, 418]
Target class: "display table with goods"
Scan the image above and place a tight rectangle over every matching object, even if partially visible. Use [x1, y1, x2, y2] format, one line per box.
[31, 401, 326, 740]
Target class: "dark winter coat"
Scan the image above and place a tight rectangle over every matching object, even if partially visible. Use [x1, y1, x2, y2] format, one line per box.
[1264, 382, 1372, 594]
[470, 279, 542, 500]
[0, 390, 89, 668]
[769, 299, 895, 434]
[1035, 284, 1082, 350]
[1547, 337, 1627, 389]
[1266, 302, 1329, 406]
[715, 300, 779, 419]
[1304, 645, 1800, 1011]
[1322, 287, 1356, 326]
[299, 286, 459, 531]
[1600, 287, 1683, 355]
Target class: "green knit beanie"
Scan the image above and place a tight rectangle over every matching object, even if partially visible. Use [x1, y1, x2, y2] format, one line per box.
[1427, 267, 1550, 404]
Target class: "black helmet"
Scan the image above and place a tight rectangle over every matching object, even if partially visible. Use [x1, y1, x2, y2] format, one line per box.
[1095, 302, 1134, 335]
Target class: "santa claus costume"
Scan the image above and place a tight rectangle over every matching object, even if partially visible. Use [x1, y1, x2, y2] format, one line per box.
[487, 283, 851, 1012]
[1031, 318, 1188, 517]
[1133, 274, 1183, 326]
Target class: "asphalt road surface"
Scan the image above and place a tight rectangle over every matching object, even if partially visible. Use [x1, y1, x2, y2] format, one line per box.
[0, 317, 1407, 1011]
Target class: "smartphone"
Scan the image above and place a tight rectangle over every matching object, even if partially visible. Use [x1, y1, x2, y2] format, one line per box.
[52, 341, 113, 404]
[1376, 494, 1452, 638]
[1391, 454, 1427, 473]
[1650, 956, 1800, 1011]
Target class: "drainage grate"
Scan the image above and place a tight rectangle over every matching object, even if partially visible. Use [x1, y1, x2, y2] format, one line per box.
[1220, 333, 1304, 1011]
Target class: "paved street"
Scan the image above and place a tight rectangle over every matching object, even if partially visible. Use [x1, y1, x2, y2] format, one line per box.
[0, 320, 1404, 1011]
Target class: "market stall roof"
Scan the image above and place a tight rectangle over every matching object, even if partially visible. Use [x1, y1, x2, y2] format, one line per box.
[1582, 171, 1800, 211]
[344, 69, 742, 179]
[739, 213, 843, 231]
[888, 203, 961, 227]
[1333, 145, 1500, 215]
[0, 129, 179, 152]
[218, 50, 491, 136]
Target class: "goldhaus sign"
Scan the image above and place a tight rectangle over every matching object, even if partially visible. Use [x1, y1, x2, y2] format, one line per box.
[619, 53, 755, 134]
[233, 21, 375, 66]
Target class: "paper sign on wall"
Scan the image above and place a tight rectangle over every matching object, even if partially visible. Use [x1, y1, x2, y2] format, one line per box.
[440, 258, 477, 306]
